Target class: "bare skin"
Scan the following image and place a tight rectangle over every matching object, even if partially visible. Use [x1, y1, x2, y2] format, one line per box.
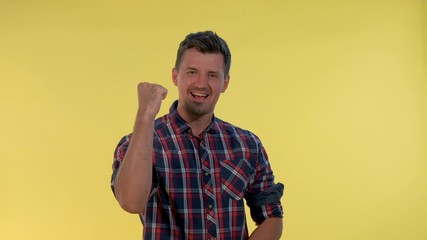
[172, 48, 229, 137]
[249, 218, 283, 240]
[113, 82, 167, 213]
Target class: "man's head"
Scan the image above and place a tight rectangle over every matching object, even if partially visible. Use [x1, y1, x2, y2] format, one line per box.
[172, 31, 231, 122]
[175, 31, 231, 77]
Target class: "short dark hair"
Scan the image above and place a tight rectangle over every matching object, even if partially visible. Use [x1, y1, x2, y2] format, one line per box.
[175, 30, 231, 76]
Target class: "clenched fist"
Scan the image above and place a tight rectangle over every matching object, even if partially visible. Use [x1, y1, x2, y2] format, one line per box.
[137, 82, 168, 120]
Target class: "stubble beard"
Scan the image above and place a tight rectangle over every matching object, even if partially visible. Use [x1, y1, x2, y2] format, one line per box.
[183, 101, 213, 118]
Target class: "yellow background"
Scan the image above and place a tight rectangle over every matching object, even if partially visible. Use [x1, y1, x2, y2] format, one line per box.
[1, 0, 426, 239]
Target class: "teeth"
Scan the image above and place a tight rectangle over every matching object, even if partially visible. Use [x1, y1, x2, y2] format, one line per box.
[191, 92, 208, 97]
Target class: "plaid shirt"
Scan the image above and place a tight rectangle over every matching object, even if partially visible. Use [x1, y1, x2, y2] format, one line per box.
[111, 101, 283, 240]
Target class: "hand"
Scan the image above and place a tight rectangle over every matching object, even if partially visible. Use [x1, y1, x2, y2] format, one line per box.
[137, 82, 168, 119]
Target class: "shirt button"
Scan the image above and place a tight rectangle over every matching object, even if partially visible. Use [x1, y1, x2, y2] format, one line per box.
[205, 172, 209, 176]
[208, 204, 213, 209]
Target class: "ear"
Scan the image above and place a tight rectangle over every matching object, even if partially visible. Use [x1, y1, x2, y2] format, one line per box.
[172, 67, 178, 86]
[221, 74, 230, 93]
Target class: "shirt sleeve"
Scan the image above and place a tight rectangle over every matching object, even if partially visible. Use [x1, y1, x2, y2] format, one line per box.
[110, 134, 160, 200]
[245, 137, 284, 225]
[110, 134, 132, 195]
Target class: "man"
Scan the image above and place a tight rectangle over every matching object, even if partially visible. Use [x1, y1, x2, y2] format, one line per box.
[111, 31, 284, 239]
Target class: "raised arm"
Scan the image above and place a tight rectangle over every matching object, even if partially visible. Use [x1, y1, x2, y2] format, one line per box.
[113, 82, 167, 213]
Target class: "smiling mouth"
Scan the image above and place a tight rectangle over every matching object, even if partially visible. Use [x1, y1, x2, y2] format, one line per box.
[190, 92, 209, 98]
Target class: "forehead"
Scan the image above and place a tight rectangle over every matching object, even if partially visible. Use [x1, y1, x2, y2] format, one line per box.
[180, 48, 225, 71]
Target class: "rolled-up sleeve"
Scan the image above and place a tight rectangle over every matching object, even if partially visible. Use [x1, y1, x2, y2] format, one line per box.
[245, 139, 284, 225]
[110, 134, 131, 195]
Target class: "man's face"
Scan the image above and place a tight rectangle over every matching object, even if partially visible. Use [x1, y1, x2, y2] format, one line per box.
[172, 48, 230, 120]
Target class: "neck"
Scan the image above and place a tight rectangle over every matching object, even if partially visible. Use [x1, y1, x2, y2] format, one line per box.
[187, 116, 212, 138]
[177, 106, 213, 138]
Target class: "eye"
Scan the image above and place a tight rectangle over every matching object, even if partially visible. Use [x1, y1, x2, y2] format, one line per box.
[187, 70, 196, 75]
[208, 73, 218, 79]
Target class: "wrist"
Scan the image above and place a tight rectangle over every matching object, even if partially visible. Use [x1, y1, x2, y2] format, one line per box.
[136, 107, 157, 123]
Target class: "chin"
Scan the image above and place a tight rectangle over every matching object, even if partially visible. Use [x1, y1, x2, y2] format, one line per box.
[185, 104, 213, 117]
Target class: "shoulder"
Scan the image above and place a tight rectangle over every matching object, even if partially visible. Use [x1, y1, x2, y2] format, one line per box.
[215, 118, 263, 147]
[154, 115, 165, 130]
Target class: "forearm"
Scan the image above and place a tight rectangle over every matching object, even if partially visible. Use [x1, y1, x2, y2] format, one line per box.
[249, 217, 283, 240]
[114, 112, 155, 213]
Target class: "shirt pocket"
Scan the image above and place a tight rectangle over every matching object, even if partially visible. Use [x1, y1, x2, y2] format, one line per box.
[220, 158, 255, 201]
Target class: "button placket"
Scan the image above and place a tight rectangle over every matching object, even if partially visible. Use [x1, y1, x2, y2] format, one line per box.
[199, 140, 217, 236]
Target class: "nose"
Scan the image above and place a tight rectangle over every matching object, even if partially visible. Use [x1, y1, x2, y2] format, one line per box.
[193, 73, 209, 88]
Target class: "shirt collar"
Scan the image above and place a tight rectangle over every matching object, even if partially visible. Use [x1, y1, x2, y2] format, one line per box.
[167, 100, 219, 135]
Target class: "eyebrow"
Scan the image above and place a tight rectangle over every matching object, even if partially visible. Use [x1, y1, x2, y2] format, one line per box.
[184, 66, 198, 71]
[207, 71, 220, 75]
[182, 65, 221, 76]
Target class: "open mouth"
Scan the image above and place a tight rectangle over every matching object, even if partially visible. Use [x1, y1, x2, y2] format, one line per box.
[190, 92, 209, 98]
